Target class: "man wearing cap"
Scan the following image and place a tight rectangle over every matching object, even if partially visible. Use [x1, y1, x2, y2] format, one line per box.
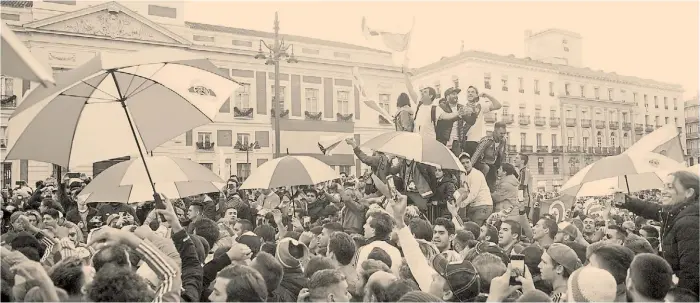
[436, 87, 470, 155]
[538, 243, 583, 303]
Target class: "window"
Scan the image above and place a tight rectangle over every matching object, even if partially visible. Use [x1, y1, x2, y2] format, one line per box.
[232, 40, 253, 47]
[484, 73, 491, 89]
[535, 108, 542, 118]
[582, 137, 589, 149]
[234, 84, 250, 109]
[567, 137, 574, 147]
[520, 133, 527, 146]
[536, 133, 543, 146]
[337, 90, 350, 115]
[339, 165, 352, 175]
[564, 83, 570, 96]
[566, 109, 574, 119]
[538, 157, 545, 174]
[333, 52, 351, 59]
[193, 35, 215, 42]
[675, 117, 678, 126]
[644, 94, 648, 107]
[665, 117, 669, 124]
[534, 79, 540, 94]
[550, 109, 557, 118]
[272, 85, 286, 110]
[673, 98, 677, 109]
[645, 115, 649, 124]
[378, 94, 390, 113]
[502, 107, 510, 116]
[148, 5, 177, 18]
[549, 82, 554, 96]
[664, 97, 668, 109]
[580, 85, 585, 97]
[305, 88, 319, 112]
[551, 134, 557, 146]
[610, 132, 616, 146]
[1, 76, 13, 97]
[518, 77, 524, 93]
[623, 133, 630, 147]
[198, 132, 212, 143]
[610, 111, 617, 122]
[501, 76, 508, 91]
[236, 163, 251, 180]
[553, 158, 560, 174]
[654, 96, 658, 108]
[200, 163, 214, 171]
[596, 131, 602, 147]
[608, 88, 614, 100]
[236, 133, 250, 146]
[622, 112, 628, 122]
[620, 89, 626, 102]
[45, 0, 76, 4]
[594, 87, 600, 100]
[633, 92, 637, 103]
[655, 116, 660, 125]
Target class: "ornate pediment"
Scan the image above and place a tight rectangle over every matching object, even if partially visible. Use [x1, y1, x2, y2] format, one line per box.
[24, 2, 190, 45]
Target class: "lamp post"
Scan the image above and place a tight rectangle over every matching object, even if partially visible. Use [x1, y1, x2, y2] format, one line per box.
[255, 12, 298, 159]
[235, 141, 260, 179]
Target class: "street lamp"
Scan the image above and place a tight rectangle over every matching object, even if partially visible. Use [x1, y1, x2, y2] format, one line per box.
[255, 12, 298, 159]
[235, 140, 260, 179]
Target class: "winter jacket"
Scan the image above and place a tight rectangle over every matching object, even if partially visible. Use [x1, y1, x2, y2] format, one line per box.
[491, 174, 520, 212]
[172, 229, 203, 302]
[352, 147, 400, 182]
[394, 106, 415, 132]
[65, 207, 103, 235]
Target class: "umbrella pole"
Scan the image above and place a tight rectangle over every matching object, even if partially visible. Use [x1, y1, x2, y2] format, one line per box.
[110, 72, 159, 201]
[624, 175, 631, 194]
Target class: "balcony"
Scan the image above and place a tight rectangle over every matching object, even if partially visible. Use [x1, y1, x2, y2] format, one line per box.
[270, 108, 290, 118]
[534, 116, 547, 126]
[622, 122, 632, 131]
[552, 146, 564, 153]
[565, 118, 577, 127]
[0, 139, 5, 148]
[588, 146, 602, 154]
[612, 146, 624, 155]
[508, 144, 518, 153]
[687, 116, 699, 123]
[601, 147, 610, 155]
[595, 120, 606, 129]
[566, 146, 581, 153]
[519, 115, 531, 126]
[550, 117, 561, 127]
[581, 119, 591, 128]
[233, 107, 254, 119]
[645, 125, 654, 132]
[656, 123, 664, 128]
[609, 121, 619, 130]
[196, 141, 215, 151]
[0, 95, 17, 108]
[536, 145, 549, 153]
[521, 145, 533, 153]
[484, 113, 496, 123]
[635, 123, 644, 134]
[503, 114, 514, 125]
[688, 132, 699, 139]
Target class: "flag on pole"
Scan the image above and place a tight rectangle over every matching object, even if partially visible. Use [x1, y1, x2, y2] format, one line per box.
[361, 17, 414, 52]
[352, 67, 394, 124]
[318, 134, 351, 155]
[625, 124, 685, 163]
[539, 195, 576, 223]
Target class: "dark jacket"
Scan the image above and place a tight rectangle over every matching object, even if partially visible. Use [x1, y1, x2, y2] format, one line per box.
[433, 175, 458, 205]
[435, 100, 468, 145]
[620, 196, 699, 294]
[172, 229, 203, 302]
[201, 254, 233, 301]
[352, 147, 399, 182]
[65, 207, 103, 234]
[297, 193, 339, 224]
[274, 266, 308, 302]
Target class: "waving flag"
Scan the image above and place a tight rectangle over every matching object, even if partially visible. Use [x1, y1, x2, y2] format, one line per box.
[352, 67, 393, 123]
[539, 195, 576, 223]
[361, 17, 414, 53]
[625, 124, 684, 163]
[318, 134, 350, 155]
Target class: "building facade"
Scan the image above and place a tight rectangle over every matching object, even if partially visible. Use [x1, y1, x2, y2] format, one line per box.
[1, 0, 404, 188]
[413, 29, 685, 191]
[685, 96, 699, 166]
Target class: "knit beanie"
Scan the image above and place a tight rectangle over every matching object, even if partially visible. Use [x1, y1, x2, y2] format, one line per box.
[567, 267, 617, 302]
[276, 237, 309, 269]
[398, 291, 444, 302]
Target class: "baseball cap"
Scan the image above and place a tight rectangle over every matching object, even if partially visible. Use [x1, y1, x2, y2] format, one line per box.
[444, 87, 461, 96]
[546, 243, 583, 274]
[431, 253, 480, 302]
[557, 221, 579, 239]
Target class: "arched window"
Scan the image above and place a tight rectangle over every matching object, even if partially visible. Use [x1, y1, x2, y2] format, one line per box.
[610, 132, 616, 146]
[596, 131, 603, 147]
[623, 133, 630, 147]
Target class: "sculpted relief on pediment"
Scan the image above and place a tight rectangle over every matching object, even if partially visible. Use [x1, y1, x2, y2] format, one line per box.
[42, 11, 178, 44]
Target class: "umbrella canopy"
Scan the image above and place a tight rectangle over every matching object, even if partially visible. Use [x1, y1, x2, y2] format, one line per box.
[5, 47, 238, 168]
[78, 156, 225, 204]
[561, 151, 685, 196]
[1, 22, 55, 86]
[625, 124, 685, 163]
[360, 131, 465, 172]
[240, 156, 339, 189]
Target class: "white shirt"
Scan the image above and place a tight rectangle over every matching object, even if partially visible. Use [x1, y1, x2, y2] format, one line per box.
[460, 169, 493, 208]
[448, 103, 460, 143]
[356, 240, 403, 276]
[466, 101, 494, 142]
[414, 103, 445, 139]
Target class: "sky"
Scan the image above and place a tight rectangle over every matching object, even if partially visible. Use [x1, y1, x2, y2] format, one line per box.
[183, 1, 699, 99]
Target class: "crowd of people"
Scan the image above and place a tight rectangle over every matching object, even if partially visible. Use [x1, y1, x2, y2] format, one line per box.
[0, 63, 698, 303]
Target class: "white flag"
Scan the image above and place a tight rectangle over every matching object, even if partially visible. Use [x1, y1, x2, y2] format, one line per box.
[318, 134, 351, 155]
[352, 67, 393, 124]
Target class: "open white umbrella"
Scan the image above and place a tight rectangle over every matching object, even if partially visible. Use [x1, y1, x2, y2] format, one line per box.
[565, 164, 700, 197]
[625, 124, 685, 163]
[561, 151, 685, 196]
[1, 22, 55, 86]
[360, 131, 465, 172]
[240, 156, 339, 190]
[78, 156, 225, 204]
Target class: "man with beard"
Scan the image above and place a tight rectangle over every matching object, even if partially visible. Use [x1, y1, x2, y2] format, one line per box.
[581, 217, 597, 242]
[436, 87, 471, 155]
[432, 217, 455, 253]
[462, 86, 503, 156]
[471, 122, 508, 190]
[532, 218, 557, 248]
[65, 195, 103, 236]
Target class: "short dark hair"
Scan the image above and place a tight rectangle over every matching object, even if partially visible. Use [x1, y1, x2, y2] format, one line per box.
[424, 87, 437, 101]
[369, 212, 394, 239]
[519, 154, 530, 165]
[49, 257, 86, 296]
[304, 256, 336, 279]
[640, 225, 659, 238]
[670, 171, 700, 201]
[328, 232, 356, 266]
[607, 225, 628, 239]
[368, 247, 392, 268]
[494, 121, 507, 130]
[434, 217, 455, 235]
[308, 269, 347, 301]
[408, 218, 433, 241]
[251, 252, 284, 294]
[323, 222, 344, 233]
[237, 219, 254, 233]
[589, 244, 634, 285]
[397, 92, 411, 108]
[189, 218, 220, 248]
[502, 219, 522, 240]
[629, 253, 673, 300]
[42, 208, 60, 219]
[540, 218, 558, 240]
[217, 264, 267, 302]
[253, 224, 276, 242]
[87, 264, 154, 302]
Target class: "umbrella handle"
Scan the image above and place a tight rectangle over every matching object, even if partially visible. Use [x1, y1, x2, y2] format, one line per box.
[624, 175, 631, 194]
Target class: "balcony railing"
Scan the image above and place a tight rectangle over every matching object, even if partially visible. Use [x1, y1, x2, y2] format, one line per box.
[566, 146, 581, 153]
[0, 139, 5, 148]
[519, 115, 531, 126]
[565, 118, 577, 127]
[686, 116, 698, 123]
[609, 121, 619, 130]
[484, 113, 496, 123]
[233, 107, 254, 119]
[503, 114, 514, 125]
[521, 145, 533, 153]
[595, 120, 606, 129]
[635, 123, 644, 134]
[508, 144, 517, 153]
[534, 116, 546, 126]
[552, 146, 564, 153]
[0, 95, 17, 108]
[550, 117, 561, 127]
[622, 122, 632, 131]
[645, 124, 654, 132]
[536, 145, 549, 153]
[656, 123, 663, 128]
[196, 141, 215, 151]
[581, 119, 591, 128]
[688, 132, 699, 139]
